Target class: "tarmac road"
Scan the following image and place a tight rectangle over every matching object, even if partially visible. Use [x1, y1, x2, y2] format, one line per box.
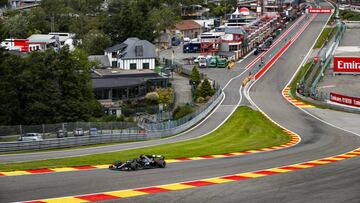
[2, 4, 360, 203]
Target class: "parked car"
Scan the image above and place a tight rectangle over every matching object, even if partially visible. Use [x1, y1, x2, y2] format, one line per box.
[194, 56, 205, 63]
[73, 128, 84, 136]
[89, 128, 98, 136]
[18, 133, 43, 141]
[57, 129, 68, 138]
[199, 58, 207, 68]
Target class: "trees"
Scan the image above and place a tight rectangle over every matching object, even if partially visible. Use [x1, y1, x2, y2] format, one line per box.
[190, 66, 201, 87]
[81, 30, 112, 55]
[104, 0, 179, 43]
[0, 48, 101, 125]
[196, 78, 215, 99]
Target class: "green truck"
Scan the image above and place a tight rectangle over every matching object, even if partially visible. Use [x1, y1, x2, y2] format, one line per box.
[207, 56, 228, 68]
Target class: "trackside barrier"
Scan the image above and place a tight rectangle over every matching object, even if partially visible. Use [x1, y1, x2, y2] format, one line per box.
[0, 89, 223, 152]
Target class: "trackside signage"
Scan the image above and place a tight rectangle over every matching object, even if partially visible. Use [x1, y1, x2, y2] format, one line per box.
[307, 8, 333, 13]
[330, 92, 360, 107]
[333, 56, 360, 74]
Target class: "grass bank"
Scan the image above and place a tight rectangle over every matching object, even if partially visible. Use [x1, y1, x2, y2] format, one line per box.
[313, 27, 334, 49]
[0, 107, 291, 172]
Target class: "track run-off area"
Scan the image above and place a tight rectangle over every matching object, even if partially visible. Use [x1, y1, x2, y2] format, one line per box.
[1, 2, 360, 203]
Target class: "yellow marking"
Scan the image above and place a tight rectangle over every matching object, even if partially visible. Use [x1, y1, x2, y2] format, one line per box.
[238, 173, 266, 178]
[211, 155, 227, 158]
[290, 164, 312, 169]
[166, 159, 181, 163]
[307, 160, 331, 165]
[231, 152, 249, 155]
[1, 171, 31, 176]
[323, 157, 344, 161]
[347, 152, 360, 155]
[203, 178, 234, 184]
[261, 148, 275, 151]
[188, 157, 206, 160]
[247, 150, 262, 153]
[105, 190, 148, 198]
[338, 154, 356, 158]
[157, 183, 195, 191]
[44, 197, 87, 203]
[51, 167, 78, 172]
[267, 168, 292, 173]
[93, 165, 110, 169]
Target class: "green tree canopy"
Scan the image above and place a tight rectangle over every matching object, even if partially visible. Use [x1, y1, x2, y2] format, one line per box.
[190, 66, 201, 87]
[0, 48, 102, 125]
[196, 78, 215, 99]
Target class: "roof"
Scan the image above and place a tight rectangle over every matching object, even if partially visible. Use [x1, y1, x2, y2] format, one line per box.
[88, 55, 110, 68]
[224, 27, 247, 35]
[105, 37, 156, 59]
[218, 51, 236, 57]
[92, 71, 166, 89]
[175, 20, 202, 31]
[105, 43, 127, 53]
[27, 34, 56, 43]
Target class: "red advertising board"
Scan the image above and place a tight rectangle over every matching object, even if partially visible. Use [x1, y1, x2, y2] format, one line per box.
[333, 56, 360, 74]
[307, 8, 333, 13]
[330, 92, 360, 108]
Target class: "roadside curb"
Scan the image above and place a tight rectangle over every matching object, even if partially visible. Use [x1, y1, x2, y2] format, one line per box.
[0, 131, 299, 177]
[20, 148, 360, 203]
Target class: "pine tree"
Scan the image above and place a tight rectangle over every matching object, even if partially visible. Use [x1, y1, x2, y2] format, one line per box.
[190, 66, 201, 87]
[196, 78, 215, 99]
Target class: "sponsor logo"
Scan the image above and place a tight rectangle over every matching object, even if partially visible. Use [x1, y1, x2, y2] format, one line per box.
[333, 57, 360, 73]
[330, 93, 360, 107]
[307, 8, 333, 13]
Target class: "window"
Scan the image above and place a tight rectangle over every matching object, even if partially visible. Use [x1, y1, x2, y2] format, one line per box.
[112, 61, 117, 68]
[130, 63, 137, 70]
[135, 46, 143, 57]
[112, 52, 117, 58]
[143, 63, 150, 69]
[229, 45, 238, 52]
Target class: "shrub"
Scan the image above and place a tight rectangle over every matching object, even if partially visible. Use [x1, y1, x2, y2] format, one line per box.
[190, 66, 201, 87]
[196, 78, 215, 99]
[196, 97, 205, 103]
[145, 92, 159, 105]
[156, 88, 174, 105]
[173, 105, 193, 120]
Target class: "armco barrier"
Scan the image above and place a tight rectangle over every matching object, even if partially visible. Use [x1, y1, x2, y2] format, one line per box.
[146, 91, 223, 138]
[0, 90, 223, 152]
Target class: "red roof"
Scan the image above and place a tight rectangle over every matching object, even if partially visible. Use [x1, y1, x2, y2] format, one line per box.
[175, 20, 201, 31]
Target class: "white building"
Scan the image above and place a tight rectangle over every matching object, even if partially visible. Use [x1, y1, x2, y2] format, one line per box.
[105, 38, 156, 70]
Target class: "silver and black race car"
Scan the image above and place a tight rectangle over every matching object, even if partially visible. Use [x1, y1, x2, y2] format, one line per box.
[109, 155, 166, 171]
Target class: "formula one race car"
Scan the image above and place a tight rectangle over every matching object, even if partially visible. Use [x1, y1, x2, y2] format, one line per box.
[109, 155, 166, 171]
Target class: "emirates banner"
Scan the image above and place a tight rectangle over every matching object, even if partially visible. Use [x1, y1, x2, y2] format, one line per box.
[333, 56, 360, 74]
[307, 8, 333, 13]
[330, 92, 360, 108]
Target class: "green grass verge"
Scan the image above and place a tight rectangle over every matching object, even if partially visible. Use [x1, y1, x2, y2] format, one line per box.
[314, 27, 333, 49]
[0, 107, 291, 172]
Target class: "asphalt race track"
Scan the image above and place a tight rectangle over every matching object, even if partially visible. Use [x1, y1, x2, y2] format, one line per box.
[1, 2, 360, 203]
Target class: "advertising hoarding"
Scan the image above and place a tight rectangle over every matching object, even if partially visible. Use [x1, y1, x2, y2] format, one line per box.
[333, 56, 360, 74]
[330, 92, 360, 108]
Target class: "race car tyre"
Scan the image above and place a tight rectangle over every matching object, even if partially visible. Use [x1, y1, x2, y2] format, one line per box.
[114, 161, 122, 167]
[130, 162, 138, 171]
[157, 160, 166, 168]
